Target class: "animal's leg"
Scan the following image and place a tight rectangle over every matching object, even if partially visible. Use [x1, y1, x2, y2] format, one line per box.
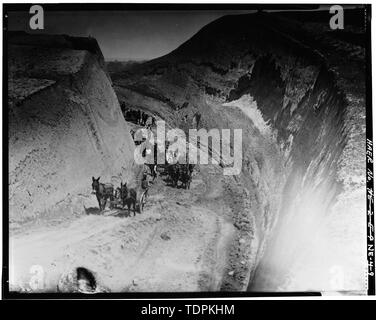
[108, 196, 112, 209]
[97, 196, 102, 211]
[111, 195, 114, 209]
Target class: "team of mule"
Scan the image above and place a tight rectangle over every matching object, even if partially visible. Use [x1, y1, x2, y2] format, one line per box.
[92, 177, 140, 216]
[91, 161, 195, 215]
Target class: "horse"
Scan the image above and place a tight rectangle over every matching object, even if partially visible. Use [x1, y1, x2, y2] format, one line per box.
[91, 177, 114, 211]
[120, 182, 137, 216]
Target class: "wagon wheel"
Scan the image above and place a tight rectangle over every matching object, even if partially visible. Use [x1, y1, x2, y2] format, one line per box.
[138, 191, 147, 213]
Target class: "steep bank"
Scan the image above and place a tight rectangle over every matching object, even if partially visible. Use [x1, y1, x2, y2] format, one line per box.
[110, 10, 367, 292]
[8, 32, 137, 226]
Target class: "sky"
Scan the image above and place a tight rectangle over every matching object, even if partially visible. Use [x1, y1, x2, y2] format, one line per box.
[7, 10, 254, 61]
[7, 5, 362, 61]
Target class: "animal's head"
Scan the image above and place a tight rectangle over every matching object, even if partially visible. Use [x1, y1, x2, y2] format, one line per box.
[91, 177, 100, 194]
[120, 182, 128, 197]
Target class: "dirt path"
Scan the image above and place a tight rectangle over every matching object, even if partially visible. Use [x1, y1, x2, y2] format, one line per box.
[10, 165, 238, 293]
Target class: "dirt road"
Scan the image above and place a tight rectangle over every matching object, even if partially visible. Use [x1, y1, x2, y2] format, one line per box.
[10, 164, 244, 293]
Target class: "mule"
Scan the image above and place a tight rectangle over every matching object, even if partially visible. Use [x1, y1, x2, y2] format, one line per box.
[120, 182, 137, 216]
[166, 163, 194, 189]
[91, 177, 114, 211]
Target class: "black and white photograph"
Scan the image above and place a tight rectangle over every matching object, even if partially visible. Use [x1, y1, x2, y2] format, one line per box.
[1, 2, 375, 300]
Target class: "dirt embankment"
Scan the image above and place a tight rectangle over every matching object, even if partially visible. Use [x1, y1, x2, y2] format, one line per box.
[8, 32, 137, 226]
[110, 10, 367, 293]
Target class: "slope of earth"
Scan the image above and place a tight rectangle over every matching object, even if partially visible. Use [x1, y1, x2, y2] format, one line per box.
[109, 9, 367, 293]
[8, 32, 138, 227]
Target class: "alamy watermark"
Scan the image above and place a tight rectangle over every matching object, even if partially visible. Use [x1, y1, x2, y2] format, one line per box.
[133, 120, 243, 176]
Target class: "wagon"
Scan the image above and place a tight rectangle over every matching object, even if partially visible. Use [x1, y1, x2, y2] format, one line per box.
[110, 186, 148, 214]
[137, 188, 148, 213]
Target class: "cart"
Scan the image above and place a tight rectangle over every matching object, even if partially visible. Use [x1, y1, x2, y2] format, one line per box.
[137, 188, 148, 214]
[109, 186, 147, 214]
